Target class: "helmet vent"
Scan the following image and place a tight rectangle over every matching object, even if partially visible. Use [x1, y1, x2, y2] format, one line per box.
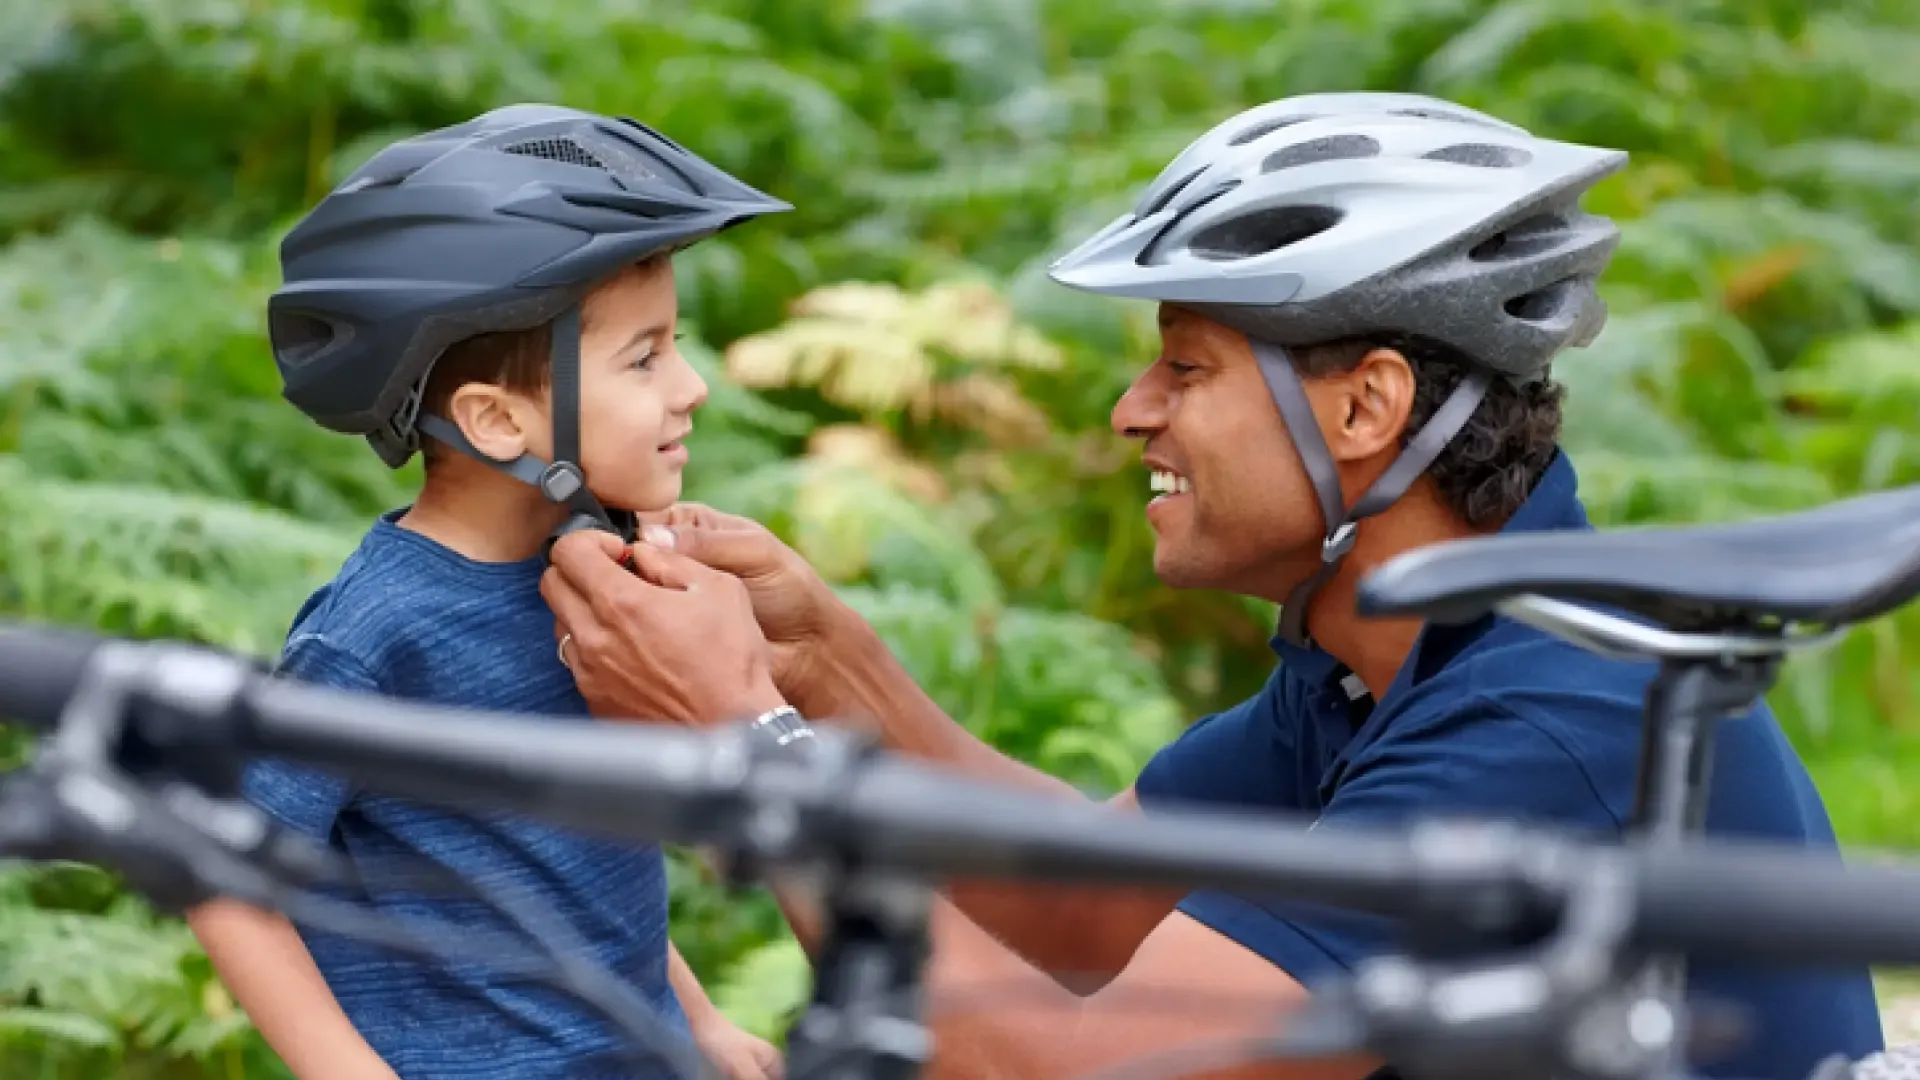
[1504, 277, 1579, 322]
[1188, 204, 1343, 261]
[1135, 179, 1239, 266]
[1390, 106, 1504, 129]
[501, 136, 607, 172]
[1470, 211, 1572, 262]
[268, 310, 338, 368]
[338, 169, 414, 194]
[1136, 166, 1203, 218]
[1423, 143, 1532, 169]
[1229, 115, 1319, 146]
[1262, 134, 1380, 173]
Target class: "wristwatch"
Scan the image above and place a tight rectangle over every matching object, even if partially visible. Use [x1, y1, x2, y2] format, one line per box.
[748, 705, 817, 753]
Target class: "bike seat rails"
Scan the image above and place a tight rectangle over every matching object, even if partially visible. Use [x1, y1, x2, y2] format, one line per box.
[1356, 481, 1920, 662]
[1823, 1042, 1920, 1080]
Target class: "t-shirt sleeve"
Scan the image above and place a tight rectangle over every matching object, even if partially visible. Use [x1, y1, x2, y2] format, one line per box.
[1132, 664, 1305, 811]
[239, 632, 376, 842]
[1172, 700, 1613, 990]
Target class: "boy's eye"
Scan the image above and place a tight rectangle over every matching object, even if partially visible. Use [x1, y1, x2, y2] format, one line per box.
[1167, 358, 1198, 375]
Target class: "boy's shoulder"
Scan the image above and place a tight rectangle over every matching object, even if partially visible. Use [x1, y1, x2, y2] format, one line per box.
[277, 512, 577, 714]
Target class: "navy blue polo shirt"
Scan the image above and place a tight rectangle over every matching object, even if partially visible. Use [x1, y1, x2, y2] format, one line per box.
[1132, 450, 1884, 1080]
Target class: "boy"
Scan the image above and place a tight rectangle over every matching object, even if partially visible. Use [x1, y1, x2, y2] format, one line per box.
[185, 104, 790, 1080]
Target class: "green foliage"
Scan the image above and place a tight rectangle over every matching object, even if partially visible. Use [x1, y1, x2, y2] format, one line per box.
[3, 0, 1920, 1074]
[0, 862, 283, 1079]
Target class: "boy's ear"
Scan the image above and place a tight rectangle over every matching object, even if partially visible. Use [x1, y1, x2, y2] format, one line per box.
[445, 382, 540, 462]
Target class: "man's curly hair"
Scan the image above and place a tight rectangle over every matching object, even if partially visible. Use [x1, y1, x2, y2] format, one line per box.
[1292, 333, 1565, 530]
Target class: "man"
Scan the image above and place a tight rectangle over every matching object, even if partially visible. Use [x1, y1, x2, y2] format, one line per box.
[540, 92, 1883, 1080]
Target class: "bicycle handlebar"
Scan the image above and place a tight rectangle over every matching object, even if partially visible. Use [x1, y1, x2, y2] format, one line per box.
[6, 621, 1920, 969]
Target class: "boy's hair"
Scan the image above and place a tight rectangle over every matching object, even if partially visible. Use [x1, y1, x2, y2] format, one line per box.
[417, 324, 555, 469]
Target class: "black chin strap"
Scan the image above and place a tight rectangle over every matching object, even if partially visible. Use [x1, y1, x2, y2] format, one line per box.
[413, 306, 635, 557]
[1250, 339, 1493, 649]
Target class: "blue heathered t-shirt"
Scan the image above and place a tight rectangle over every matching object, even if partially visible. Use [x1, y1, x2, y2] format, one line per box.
[1134, 451, 1884, 1080]
[242, 510, 689, 1080]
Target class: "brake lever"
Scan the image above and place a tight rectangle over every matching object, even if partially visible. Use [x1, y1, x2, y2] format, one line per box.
[0, 767, 61, 862]
[11, 753, 281, 914]
[153, 782, 358, 892]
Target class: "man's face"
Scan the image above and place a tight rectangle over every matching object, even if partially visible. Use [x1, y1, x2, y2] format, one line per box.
[1110, 306, 1325, 598]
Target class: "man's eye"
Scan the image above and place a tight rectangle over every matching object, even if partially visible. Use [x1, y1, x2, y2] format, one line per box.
[1167, 359, 1197, 375]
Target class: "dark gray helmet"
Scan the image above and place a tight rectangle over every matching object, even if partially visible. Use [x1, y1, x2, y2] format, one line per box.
[268, 103, 790, 541]
[1047, 93, 1627, 647]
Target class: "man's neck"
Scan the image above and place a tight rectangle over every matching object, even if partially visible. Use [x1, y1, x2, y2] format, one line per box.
[1295, 485, 1483, 700]
[397, 461, 569, 563]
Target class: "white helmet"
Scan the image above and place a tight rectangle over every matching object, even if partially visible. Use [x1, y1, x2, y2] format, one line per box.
[1048, 93, 1628, 647]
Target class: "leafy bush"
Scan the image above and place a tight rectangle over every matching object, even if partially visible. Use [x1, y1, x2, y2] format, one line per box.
[3, 0, 1920, 1073]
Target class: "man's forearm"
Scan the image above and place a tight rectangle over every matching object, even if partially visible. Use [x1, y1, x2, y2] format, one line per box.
[919, 902, 1347, 1080]
[786, 598, 1065, 785]
[783, 600, 1182, 987]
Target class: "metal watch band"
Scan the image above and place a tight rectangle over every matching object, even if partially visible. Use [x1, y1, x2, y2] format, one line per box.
[748, 705, 816, 750]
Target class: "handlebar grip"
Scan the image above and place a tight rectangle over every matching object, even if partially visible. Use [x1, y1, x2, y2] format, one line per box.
[0, 621, 109, 730]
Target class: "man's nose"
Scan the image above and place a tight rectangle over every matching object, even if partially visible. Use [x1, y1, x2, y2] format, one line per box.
[1111, 373, 1167, 439]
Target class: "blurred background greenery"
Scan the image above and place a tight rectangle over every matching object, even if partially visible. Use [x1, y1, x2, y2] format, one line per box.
[2, 0, 1918, 1075]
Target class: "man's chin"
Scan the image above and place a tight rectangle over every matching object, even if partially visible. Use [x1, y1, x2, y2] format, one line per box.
[1151, 547, 1218, 591]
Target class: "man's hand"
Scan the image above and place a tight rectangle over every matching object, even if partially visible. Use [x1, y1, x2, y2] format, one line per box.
[541, 530, 784, 724]
[636, 503, 839, 701]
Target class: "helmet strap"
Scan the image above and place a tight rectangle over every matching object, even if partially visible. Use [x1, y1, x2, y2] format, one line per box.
[1249, 339, 1491, 648]
[413, 305, 635, 556]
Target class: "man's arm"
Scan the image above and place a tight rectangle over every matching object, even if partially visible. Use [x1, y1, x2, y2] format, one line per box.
[899, 702, 1602, 1079]
[918, 901, 1377, 1080]
[187, 899, 399, 1080]
[784, 600, 1183, 986]
[541, 525, 1229, 985]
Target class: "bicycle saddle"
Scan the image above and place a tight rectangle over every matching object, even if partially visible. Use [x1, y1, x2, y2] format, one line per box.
[1357, 482, 1920, 632]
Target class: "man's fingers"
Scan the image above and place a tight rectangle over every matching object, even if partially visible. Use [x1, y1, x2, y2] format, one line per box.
[651, 524, 772, 577]
[625, 540, 705, 590]
[547, 528, 689, 627]
[548, 529, 643, 591]
[636, 502, 749, 532]
[538, 565, 597, 650]
[664, 502, 751, 531]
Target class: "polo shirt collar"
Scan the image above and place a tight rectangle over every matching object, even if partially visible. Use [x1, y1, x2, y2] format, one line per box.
[1267, 448, 1589, 682]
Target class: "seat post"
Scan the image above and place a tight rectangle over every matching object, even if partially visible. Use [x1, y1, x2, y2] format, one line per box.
[1626, 651, 1787, 1036]
[1629, 654, 1784, 840]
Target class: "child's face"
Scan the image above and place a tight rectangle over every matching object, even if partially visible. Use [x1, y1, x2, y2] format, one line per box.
[526, 259, 708, 512]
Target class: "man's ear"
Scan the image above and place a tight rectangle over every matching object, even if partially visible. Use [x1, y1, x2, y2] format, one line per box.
[445, 382, 537, 462]
[1325, 347, 1416, 463]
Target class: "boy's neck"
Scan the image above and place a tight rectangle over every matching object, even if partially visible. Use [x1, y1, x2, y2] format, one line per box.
[397, 457, 570, 564]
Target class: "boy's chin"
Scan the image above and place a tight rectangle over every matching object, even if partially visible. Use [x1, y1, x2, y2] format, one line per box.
[595, 480, 682, 516]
